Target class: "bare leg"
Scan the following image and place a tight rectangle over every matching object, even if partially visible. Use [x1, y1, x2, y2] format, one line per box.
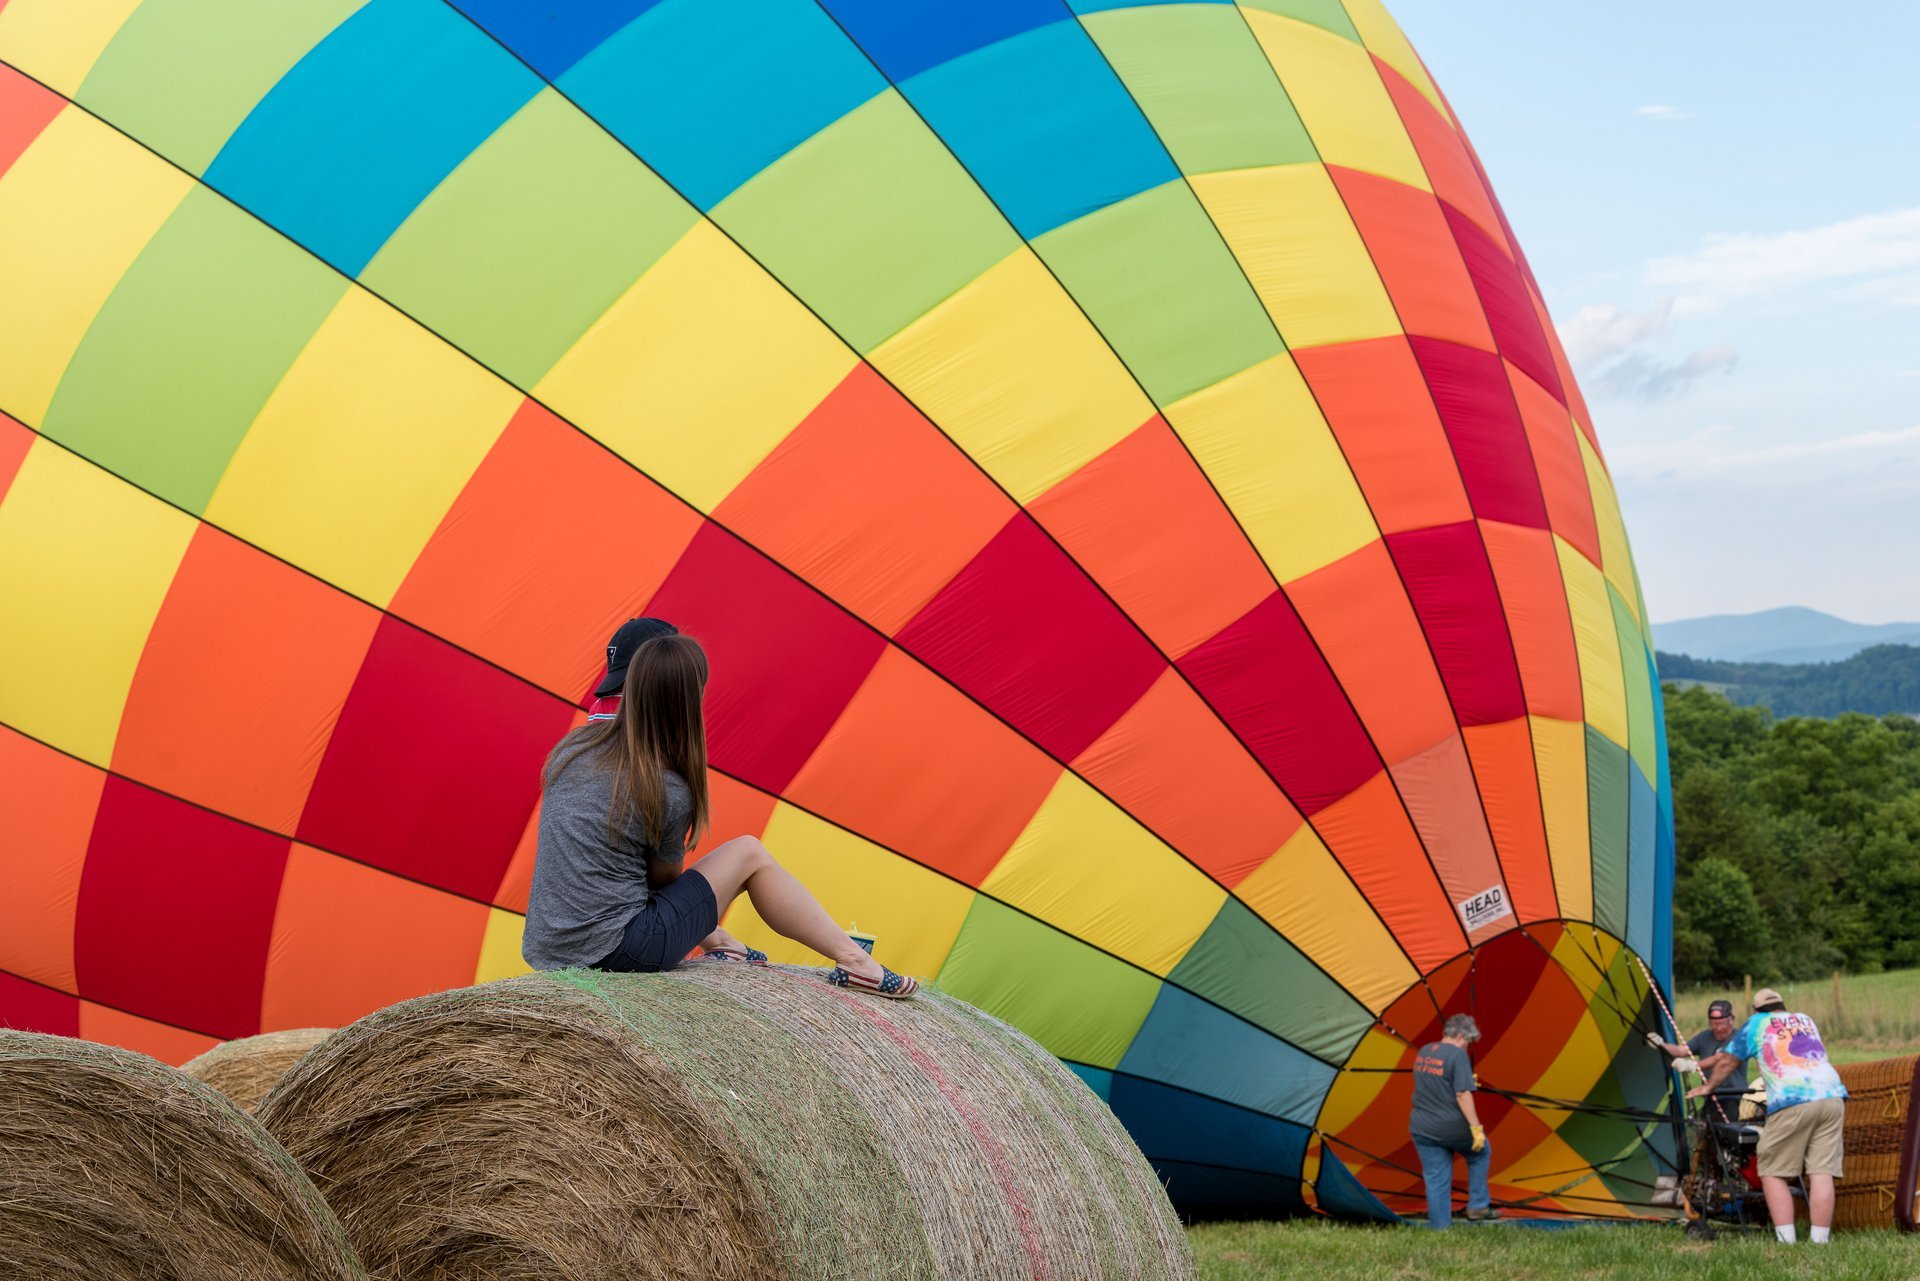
[691, 837, 884, 982]
[696, 926, 747, 954]
[1807, 1173, 1835, 1228]
[1761, 1175, 1796, 1227]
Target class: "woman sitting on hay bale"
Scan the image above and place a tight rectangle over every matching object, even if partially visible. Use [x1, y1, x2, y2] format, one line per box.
[524, 620, 917, 998]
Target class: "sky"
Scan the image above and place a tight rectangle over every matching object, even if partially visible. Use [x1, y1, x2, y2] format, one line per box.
[1388, 2, 1920, 624]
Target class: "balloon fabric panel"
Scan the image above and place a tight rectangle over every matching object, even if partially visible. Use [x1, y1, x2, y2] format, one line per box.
[0, 0, 1677, 1219]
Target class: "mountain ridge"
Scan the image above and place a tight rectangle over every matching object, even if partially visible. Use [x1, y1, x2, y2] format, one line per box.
[1654, 606, 1920, 663]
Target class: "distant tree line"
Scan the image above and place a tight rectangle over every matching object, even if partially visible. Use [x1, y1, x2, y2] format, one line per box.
[1657, 643, 1920, 718]
[1663, 684, 1920, 985]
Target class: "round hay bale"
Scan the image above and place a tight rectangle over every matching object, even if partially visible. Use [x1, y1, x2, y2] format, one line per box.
[0, 1029, 366, 1280]
[258, 966, 1194, 1280]
[182, 1027, 334, 1113]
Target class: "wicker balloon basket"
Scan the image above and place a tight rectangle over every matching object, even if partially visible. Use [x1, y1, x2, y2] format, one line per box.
[1831, 1054, 1920, 1232]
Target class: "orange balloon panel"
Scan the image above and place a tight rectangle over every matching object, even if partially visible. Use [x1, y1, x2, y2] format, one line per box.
[0, 0, 1674, 1219]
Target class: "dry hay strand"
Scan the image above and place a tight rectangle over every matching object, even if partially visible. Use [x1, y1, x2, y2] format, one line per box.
[257, 965, 1194, 1281]
[0, 1028, 366, 1281]
[182, 1027, 334, 1113]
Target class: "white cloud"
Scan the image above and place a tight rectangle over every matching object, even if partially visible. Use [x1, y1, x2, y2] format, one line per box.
[1557, 300, 1673, 366]
[1840, 271, 1920, 307]
[1635, 104, 1693, 120]
[1595, 344, 1738, 402]
[1644, 206, 1920, 303]
[1610, 422, 1920, 477]
[1555, 302, 1734, 401]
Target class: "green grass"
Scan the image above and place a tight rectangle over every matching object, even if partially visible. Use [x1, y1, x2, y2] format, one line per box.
[1180, 972, 1920, 1277]
[1676, 968, 1920, 1064]
[1189, 1219, 1919, 1279]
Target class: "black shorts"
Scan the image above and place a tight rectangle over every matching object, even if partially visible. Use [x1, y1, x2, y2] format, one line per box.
[593, 871, 720, 973]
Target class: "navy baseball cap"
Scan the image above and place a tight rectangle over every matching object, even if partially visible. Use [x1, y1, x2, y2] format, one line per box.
[593, 617, 678, 698]
[1707, 999, 1735, 1018]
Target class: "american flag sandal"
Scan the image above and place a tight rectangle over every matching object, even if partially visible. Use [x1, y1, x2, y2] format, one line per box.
[701, 946, 769, 965]
[824, 963, 919, 1000]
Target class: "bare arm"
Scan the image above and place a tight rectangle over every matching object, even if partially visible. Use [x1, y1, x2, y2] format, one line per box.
[1456, 1091, 1481, 1129]
[1687, 1054, 1743, 1097]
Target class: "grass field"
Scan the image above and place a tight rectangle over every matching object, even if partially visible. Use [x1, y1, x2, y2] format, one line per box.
[1677, 967, 1920, 1063]
[1183, 971, 1920, 1277]
[1189, 1220, 1919, 1279]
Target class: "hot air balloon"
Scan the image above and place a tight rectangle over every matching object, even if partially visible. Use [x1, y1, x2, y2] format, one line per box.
[0, 0, 1674, 1219]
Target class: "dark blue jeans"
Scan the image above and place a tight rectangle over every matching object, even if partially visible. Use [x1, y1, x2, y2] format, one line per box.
[1413, 1136, 1490, 1229]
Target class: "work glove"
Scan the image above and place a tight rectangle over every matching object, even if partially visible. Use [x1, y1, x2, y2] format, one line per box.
[1644, 1031, 1665, 1050]
[1672, 1057, 1700, 1074]
[1469, 1125, 1486, 1154]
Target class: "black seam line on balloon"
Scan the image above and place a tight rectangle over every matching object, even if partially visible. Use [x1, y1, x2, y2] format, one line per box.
[6, 58, 1377, 1034]
[55, 17, 1404, 1026]
[1568, 933, 1656, 1041]
[1301, 919, 1664, 1140]
[1497, 1155, 1655, 1188]
[1051, 13, 1568, 1038]
[1330, 1144, 1666, 1205]
[1061, 0, 1473, 978]
[1063, 1056, 1321, 1136]
[1338, 57, 1600, 955]
[1218, 3, 1530, 933]
[1241, 4, 1584, 936]
[1048, 0, 1479, 975]
[0, 960, 227, 1046]
[1559, 915, 1652, 1038]
[1510, 917, 1653, 1039]
[1505, 914, 1650, 1038]
[389, 15, 1418, 1011]
[1315, 1132, 1422, 1181]
[775, 1, 1458, 994]
[451, 0, 1424, 1000]
[1331, 1141, 1662, 1212]
[1170, 1, 1500, 969]
[0, 434, 1346, 1076]
[1350, 33, 1605, 926]
[0, 709, 513, 916]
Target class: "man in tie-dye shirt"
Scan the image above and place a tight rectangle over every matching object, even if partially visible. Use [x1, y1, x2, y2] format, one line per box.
[1691, 988, 1848, 1244]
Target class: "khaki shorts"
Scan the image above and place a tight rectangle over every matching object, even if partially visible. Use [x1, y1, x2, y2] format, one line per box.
[1757, 1096, 1845, 1179]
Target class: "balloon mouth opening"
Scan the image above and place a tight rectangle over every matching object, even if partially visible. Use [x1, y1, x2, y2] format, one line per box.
[1306, 922, 1675, 1222]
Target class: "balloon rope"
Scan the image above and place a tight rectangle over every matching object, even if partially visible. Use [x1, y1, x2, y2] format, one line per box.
[1632, 954, 1735, 1126]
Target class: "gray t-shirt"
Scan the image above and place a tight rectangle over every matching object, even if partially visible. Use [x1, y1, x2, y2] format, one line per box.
[1688, 1027, 1754, 1109]
[521, 740, 693, 971]
[1409, 1041, 1474, 1145]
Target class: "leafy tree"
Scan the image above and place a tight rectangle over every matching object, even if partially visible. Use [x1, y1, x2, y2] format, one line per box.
[1674, 858, 1772, 982]
[1661, 684, 1769, 779]
[1660, 685, 1920, 984]
[1657, 644, 1920, 718]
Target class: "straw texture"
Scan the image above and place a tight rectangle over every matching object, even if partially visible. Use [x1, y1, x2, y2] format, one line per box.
[182, 1027, 334, 1113]
[257, 965, 1193, 1280]
[0, 1029, 367, 1280]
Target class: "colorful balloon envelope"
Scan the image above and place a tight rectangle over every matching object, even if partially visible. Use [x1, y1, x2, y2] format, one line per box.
[0, 0, 1676, 1219]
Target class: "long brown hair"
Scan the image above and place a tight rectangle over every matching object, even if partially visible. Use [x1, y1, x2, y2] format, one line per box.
[545, 634, 711, 853]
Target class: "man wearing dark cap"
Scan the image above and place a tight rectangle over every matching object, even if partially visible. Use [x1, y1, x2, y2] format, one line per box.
[586, 616, 678, 722]
[1648, 998, 1753, 1119]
